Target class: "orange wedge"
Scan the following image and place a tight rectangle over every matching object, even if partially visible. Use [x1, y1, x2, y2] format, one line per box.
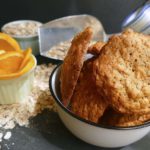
[0, 51, 23, 60]
[0, 33, 35, 80]
[19, 48, 32, 70]
[0, 52, 23, 75]
[0, 50, 6, 55]
[0, 56, 35, 79]
[0, 32, 21, 52]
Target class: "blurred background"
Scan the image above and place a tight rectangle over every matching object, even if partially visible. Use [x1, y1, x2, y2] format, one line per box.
[0, 0, 147, 34]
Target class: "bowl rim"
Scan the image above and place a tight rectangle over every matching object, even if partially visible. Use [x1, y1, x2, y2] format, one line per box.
[49, 64, 150, 130]
[1, 20, 42, 38]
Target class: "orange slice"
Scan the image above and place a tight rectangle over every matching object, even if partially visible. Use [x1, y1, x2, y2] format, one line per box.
[0, 51, 23, 60]
[0, 56, 35, 79]
[0, 50, 6, 55]
[0, 52, 23, 75]
[0, 32, 21, 52]
[19, 48, 32, 70]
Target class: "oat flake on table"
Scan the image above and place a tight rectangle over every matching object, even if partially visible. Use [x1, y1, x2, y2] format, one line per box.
[0, 63, 56, 130]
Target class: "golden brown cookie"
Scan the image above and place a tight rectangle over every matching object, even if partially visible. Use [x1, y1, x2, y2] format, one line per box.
[93, 29, 150, 114]
[101, 108, 150, 127]
[60, 27, 93, 106]
[71, 59, 108, 123]
[88, 41, 105, 55]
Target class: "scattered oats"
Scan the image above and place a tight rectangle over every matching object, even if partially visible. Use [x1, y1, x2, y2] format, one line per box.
[0, 133, 3, 139]
[0, 63, 56, 129]
[4, 132, 11, 140]
[0, 133, 3, 142]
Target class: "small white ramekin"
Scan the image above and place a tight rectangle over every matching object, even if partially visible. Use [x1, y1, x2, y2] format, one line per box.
[50, 64, 150, 148]
[0, 55, 37, 104]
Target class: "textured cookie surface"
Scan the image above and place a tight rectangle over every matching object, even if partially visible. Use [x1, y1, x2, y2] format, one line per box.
[88, 41, 105, 55]
[60, 27, 93, 106]
[93, 29, 150, 114]
[101, 108, 150, 127]
[71, 59, 108, 123]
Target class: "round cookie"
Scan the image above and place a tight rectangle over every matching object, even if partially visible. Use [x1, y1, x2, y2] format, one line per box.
[71, 59, 108, 123]
[60, 27, 93, 106]
[93, 29, 150, 114]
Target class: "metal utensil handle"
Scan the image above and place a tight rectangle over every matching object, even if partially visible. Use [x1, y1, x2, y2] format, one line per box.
[122, 1, 150, 34]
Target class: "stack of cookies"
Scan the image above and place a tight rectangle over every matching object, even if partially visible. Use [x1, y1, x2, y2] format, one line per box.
[60, 27, 150, 127]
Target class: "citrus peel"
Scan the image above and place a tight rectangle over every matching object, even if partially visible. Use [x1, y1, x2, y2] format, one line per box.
[0, 56, 35, 79]
[0, 32, 21, 52]
[19, 48, 32, 70]
[0, 50, 6, 55]
[0, 33, 35, 80]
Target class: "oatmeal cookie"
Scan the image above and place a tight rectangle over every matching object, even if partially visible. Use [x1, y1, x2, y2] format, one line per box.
[60, 27, 93, 106]
[71, 59, 108, 123]
[93, 29, 150, 114]
[88, 41, 105, 55]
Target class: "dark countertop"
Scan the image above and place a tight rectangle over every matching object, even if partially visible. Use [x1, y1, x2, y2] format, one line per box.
[1, 110, 150, 150]
[1, 55, 150, 150]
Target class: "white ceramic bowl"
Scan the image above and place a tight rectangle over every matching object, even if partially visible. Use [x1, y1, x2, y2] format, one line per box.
[49, 64, 150, 148]
[1, 20, 42, 55]
[0, 55, 37, 104]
